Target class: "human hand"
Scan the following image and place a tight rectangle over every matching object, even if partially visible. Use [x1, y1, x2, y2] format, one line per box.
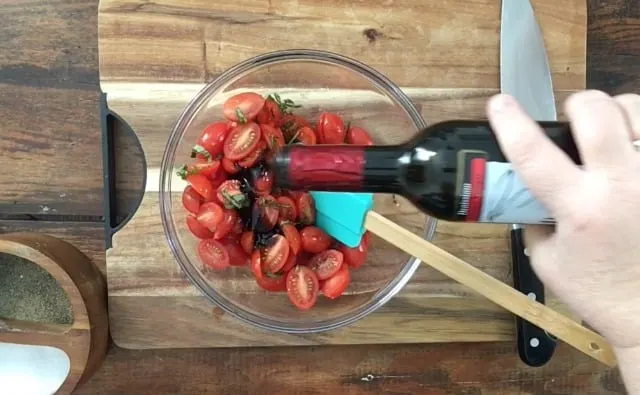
[487, 90, 640, 350]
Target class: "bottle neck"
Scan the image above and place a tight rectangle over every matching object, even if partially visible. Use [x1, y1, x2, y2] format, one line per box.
[272, 145, 405, 193]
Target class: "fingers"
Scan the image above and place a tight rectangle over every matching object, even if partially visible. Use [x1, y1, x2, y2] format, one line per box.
[565, 90, 635, 169]
[487, 94, 582, 215]
[614, 93, 640, 141]
[522, 225, 561, 288]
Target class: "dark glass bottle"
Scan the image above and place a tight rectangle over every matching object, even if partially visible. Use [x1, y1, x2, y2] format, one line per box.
[271, 120, 580, 224]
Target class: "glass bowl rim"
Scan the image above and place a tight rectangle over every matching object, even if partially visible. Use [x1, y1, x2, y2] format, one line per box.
[160, 48, 436, 334]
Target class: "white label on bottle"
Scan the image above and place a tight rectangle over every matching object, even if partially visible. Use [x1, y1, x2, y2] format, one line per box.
[478, 162, 554, 224]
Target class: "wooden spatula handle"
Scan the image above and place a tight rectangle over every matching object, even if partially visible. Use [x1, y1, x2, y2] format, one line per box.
[363, 211, 617, 367]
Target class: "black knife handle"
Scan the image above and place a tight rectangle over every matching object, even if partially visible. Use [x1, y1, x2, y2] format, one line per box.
[511, 227, 556, 367]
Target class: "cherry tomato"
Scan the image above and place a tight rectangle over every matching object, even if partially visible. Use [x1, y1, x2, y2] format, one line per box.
[230, 216, 244, 237]
[295, 126, 317, 145]
[197, 122, 229, 156]
[217, 180, 247, 210]
[281, 222, 301, 255]
[223, 122, 262, 160]
[221, 239, 249, 266]
[182, 186, 202, 214]
[286, 265, 319, 310]
[280, 253, 297, 273]
[256, 98, 281, 126]
[363, 231, 372, 247]
[296, 193, 316, 225]
[180, 159, 220, 179]
[227, 121, 238, 130]
[300, 226, 331, 254]
[261, 124, 285, 153]
[260, 234, 290, 274]
[254, 169, 274, 196]
[237, 141, 265, 168]
[253, 195, 279, 231]
[197, 239, 230, 270]
[251, 250, 287, 292]
[279, 114, 309, 140]
[186, 174, 215, 202]
[213, 208, 238, 240]
[296, 252, 312, 267]
[186, 214, 214, 239]
[308, 249, 344, 280]
[240, 231, 254, 255]
[196, 202, 224, 232]
[338, 239, 368, 269]
[322, 264, 350, 299]
[276, 196, 297, 221]
[209, 166, 227, 190]
[346, 126, 374, 145]
[223, 92, 265, 123]
[315, 112, 346, 144]
[221, 157, 240, 175]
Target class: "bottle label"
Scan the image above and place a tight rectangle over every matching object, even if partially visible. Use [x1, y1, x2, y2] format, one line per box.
[457, 151, 554, 224]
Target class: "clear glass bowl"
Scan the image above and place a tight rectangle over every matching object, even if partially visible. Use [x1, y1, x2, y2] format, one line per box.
[160, 49, 436, 333]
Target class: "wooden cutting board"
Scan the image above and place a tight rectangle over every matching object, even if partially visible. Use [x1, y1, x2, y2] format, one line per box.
[99, 0, 586, 349]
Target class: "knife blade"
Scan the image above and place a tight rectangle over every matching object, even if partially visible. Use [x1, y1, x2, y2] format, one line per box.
[500, 0, 558, 367]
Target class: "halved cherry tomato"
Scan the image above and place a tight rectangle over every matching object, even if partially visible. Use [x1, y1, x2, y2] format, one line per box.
[276, 196, 297, 221]
[279, 114, 309, 140]
[254, 169, 274, 196]
[281, 222, 301, 255]
[197, 239, 230, 270]
[182, 186, 202, 214]
[346, 126, 374, 145]
[196, 202, 224, 232]
[280, 253, 297, 273]
[197, 122, 229, 156]
[240, 231, 254, 255]
[186, 174, 215, 201]
[251, 250, 287, 292]
[300, 226, 332, 254]
[295, 126, 317, 145]
[237, 141, 265, 168]
[322, 264, 350, 299]
[217, 180, 247, 210]
[186, 214, 214, 239]
[286, 265, 319, 310]
[316, 112, 346, 144]
[223, 92, 265, 123]
[209, 166, 227, 190]
[223, 122, 262, 160]
[230, 216, 244, 237]
[179, 159, 220, 179]
[296, 193, 315, 225]
[213, 208, 238, 240]
[260, 234, 290, 274]
[253, 195, 279, 231]
[221, 239, 249, 266]
[221, 157, 240, 174]
[261, 124, 285, 153]
[338, 239, 368, 269]
[308, 249, 343, 280]
[256, 98, 281, 126]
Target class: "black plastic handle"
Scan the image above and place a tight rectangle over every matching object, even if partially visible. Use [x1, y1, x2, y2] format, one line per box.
[511, 227, 557, 367]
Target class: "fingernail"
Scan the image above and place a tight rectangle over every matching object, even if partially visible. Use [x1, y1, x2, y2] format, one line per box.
[489, 94, 517, 113]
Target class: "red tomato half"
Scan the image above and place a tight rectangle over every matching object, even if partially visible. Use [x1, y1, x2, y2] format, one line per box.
[240, 231, 254, 255]
[260, 234, 290, 274]
[213, 208, 238, 240]
[221, 239, 250, 266]
[180, 159, 220, 179]
[254, 169, 274, 196]
[196, 202, 224, 232]
[251, 250, 287, 292]
[256, 98, 281, 126]
[221, 157, 240, 175]
[281, 222, 301, 255]
[197, 122, 229, 156]
[346, 126, 374, 146]
[299, 226, 331, 254]
[217, 180, 247, 210]
[209, 167, 228, 190]
[338, 239, 368, 269]
[182, 186, 202, 214]
[223, 122, 262, 161]
[253, 195, 279, 231]
[197, 239, 230, 270]
[276, 196, 297, 222]
[296, 193, 315, 225]
[186, 214, 214, 239]
[186, 174, 215, 201]
[308, 249, 344, 280]
[237, 141, 265, 168]
[279, 114, 309, 140]
[280, 253, 297, 273]
[295, 126, 317, 145]
[261, 124, 285, 153]
[286, 265, 319, 310]
[223, 92, 265, 123]
[316, 112, 346, 144]
[322, 264, 350, 299]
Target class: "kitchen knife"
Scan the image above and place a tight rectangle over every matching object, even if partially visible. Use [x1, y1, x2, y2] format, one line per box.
[500, 0, 558, 366]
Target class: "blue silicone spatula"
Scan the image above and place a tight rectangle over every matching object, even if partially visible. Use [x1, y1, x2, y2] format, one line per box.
[309, 191, 615, 367]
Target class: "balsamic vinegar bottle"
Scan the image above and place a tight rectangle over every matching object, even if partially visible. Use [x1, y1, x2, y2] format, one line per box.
[272, 120, 580, 224]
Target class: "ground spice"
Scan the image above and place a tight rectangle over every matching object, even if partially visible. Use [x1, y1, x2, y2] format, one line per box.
[0, 252, 72, 325]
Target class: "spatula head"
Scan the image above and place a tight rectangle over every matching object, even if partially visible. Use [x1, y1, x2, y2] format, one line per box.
[310, 191, 373, 248]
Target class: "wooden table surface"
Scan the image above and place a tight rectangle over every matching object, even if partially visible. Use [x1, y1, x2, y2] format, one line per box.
[1, 0, 638, 393]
